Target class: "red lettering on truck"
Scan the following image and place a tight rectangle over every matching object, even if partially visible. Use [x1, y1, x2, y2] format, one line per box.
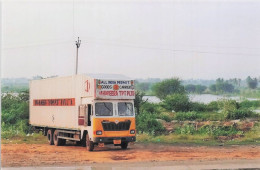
[33, 98, 75, 106]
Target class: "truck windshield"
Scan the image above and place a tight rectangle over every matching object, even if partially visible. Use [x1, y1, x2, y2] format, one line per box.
[118, 102, 133, 116]
[95, 102, 113, 116]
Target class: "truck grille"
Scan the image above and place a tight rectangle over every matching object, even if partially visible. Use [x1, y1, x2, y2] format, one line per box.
[102, 120, 131, 131]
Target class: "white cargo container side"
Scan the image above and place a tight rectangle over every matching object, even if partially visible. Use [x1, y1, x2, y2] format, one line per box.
[30, 74, 135, 129]
[30, 75, 92, 130]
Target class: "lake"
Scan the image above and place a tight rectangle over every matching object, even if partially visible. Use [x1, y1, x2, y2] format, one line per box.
[143, 94, 259, 104]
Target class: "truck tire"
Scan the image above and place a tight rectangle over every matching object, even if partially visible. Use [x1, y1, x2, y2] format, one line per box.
[53, 130, 61, 146]
[121, 142, 128, 149]
[60, 139, 66, 146]
[86, 134, 94, 151]
[47, 129, 54, 145]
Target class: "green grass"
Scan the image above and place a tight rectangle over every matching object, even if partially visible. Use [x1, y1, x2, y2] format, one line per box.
[137, 133, 219, 146]
[1, 133, 48, 144]
[237, 88, 260, 99]
[136, 128, 260, 146]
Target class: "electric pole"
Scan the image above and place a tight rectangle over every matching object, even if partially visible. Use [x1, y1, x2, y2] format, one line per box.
[75, 37, 81, 75]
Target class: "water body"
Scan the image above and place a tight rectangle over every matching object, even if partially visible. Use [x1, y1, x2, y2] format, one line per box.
[143, 94, 259, 104]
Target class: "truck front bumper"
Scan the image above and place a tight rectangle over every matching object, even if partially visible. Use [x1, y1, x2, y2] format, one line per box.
[93, 136, 136, 144]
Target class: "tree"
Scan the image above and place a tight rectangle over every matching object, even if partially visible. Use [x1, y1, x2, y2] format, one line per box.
[246, 76, 258, 89]
[209, 84, 216, 92]
[195, 85, 207, 94]
[152, 78, 185, 100]
[134, 90, 146, 114]
[136, 82, 151, 92]
[161, 93, 190, 112]
[210, 78, 234, 93]
[185, 84, 196, 93]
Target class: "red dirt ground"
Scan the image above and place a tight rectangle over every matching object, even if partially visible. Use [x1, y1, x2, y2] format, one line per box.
[1, 143, 260, 167]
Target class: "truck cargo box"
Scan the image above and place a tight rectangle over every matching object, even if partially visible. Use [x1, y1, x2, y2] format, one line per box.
[29, 74, 135, 129]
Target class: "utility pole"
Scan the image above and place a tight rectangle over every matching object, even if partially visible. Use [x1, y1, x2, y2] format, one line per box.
[75, 37, 81, 75]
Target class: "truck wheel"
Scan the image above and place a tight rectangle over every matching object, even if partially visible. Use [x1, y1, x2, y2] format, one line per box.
[76, 141, 82, 146]
[53, 130, 61, 146]
[47, 129, 54, 145]
[60, 139, 66, 146]
[121, 142, 128, 149]
[86, 134, 94, 151]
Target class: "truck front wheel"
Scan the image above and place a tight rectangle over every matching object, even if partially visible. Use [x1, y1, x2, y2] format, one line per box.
[121, 142, 128, 149]
[47, 129, 54, 145]
[86, 134, 94, 151]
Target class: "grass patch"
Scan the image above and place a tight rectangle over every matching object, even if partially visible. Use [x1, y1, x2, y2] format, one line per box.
[1, 133, 48, 144]
[136, 133, 219, 146]
[136, 133, 260, 146]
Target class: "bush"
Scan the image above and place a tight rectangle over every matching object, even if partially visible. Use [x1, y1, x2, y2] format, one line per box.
[239, 100, 260, 109]
[152, 78, 185, 100]
[1, 92, 30, 138]
[206, 101, 219, 111]
[157, 112, 174, 122]
[140, 102, 159, 114]
[174, 124, 243, 137]
[162, 94, 191, 112]
[174, 111, 198, 121]
[190, 102, 207, 112]
[227, 109, 255, 120]
[197, 125, 242, 136]
[175, 125, 196, 135]
[218, 99, 239, 119]
[136, 112, 166, 135]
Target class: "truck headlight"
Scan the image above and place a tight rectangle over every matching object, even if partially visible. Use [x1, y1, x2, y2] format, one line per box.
[130, 130, 135, 134]
[96, 130, 102, 135]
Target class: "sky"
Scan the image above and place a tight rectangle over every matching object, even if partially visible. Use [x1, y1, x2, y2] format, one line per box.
[1, 0, 260, 80]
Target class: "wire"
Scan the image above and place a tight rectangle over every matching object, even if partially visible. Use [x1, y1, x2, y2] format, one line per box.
[3, 38, 260, 57]
[2, 40, 73, 50]
[83, 40, 260, 56]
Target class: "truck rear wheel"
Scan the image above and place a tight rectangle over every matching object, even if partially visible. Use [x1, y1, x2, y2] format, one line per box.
[121, 142, 128, 149]
[47, 129, 54, 145]
[53, 130, 61, 146]
[60, 139, 66, 146]
[86, 134, 94, 151]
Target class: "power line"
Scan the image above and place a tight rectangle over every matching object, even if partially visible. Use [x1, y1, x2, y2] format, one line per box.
[2, 40, 72, 50]
[3, 38, 260, 57]
[83, 40, 260, 57]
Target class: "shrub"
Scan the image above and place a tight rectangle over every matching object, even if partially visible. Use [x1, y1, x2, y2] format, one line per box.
[206, 101, 219, 111]
[218, 99, 239, 119]
[190, 102, 207, 112]
[227, 109, 255, 120]
[161, 94, 191, 112]
[174, 111, 197, 121]
[152, 78, 185, 100]
[1, 92, 30, 138]
[239, 100, 260, 109]
[140, 102, 159, 114]
[157, 112, 173, 122]
[175, 125, 196, 135]
[136, 112, 165, 135]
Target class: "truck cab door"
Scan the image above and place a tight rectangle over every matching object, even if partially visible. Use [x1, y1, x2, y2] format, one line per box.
[78, 104, 87, 126]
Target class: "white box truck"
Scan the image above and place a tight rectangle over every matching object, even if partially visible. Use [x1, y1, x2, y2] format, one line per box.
[30, 74, 136, 151]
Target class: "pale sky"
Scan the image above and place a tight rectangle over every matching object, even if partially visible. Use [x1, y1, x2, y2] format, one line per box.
[1, 0, 260, 79]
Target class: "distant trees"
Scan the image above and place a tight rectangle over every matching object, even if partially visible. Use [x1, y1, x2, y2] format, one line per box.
[135, 82, 152, 92]
[246, 76, 258, 89]
[152, 78, 185, 100]
[185, 84, 207, 94]
[209, 78, 235, 93]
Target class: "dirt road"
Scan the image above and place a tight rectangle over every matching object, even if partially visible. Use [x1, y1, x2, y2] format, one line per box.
[1, 143, 260, 167]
